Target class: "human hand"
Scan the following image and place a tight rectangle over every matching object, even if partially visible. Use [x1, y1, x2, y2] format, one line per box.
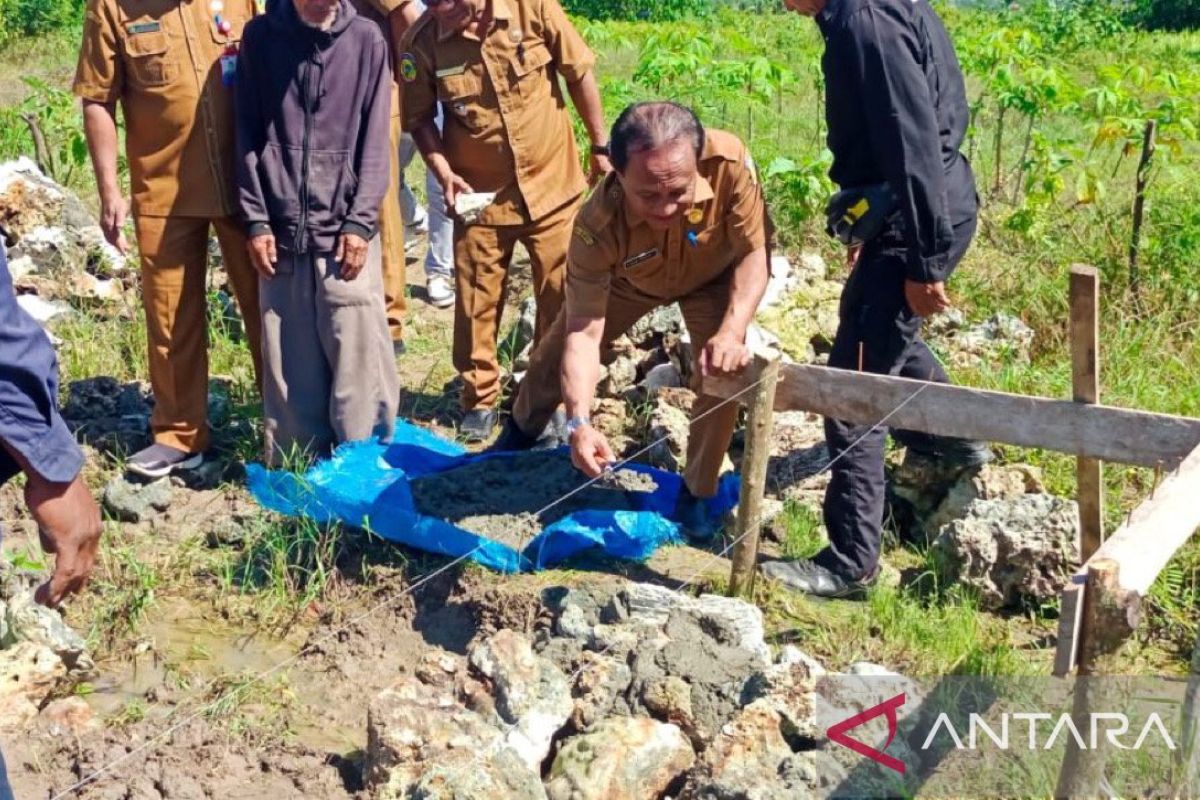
[569, 424, 615, 479]
[588, 152, 613, 186]
[904, 279, 951, 317]
[847, 244, 862, 270]
[25, 474, 102, 608]
[247, 233, 278, 278]
[336, 232, 370, 279]
[99, 191, 130, 254]
[438, 170, 474, 215]
[700, 328, 751, 376]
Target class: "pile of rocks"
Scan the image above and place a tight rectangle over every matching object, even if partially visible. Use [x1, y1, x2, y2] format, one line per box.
[363, 581, 923, 800]
[0, 564, 95, 731]
[0, 158, 133, 325]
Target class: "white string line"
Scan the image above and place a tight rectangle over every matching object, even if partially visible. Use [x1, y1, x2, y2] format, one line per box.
[424, 379, 934, 788]
[51, 374, 768, 799]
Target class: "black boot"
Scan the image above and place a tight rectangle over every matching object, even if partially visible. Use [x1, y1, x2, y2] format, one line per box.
[760, 558, 880, 599]
[460, 409, 498, 443]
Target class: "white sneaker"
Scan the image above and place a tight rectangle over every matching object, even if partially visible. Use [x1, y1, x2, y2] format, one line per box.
[427, 275, 455, 309]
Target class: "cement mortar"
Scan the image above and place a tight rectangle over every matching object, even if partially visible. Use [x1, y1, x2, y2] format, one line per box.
[409, 451, 658, 549]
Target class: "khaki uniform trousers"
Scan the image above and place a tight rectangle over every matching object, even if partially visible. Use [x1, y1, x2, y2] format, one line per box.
[134, 214, 263, 454]
[453, 195, 580, 411]
[381, 105, 408, 343]
[513, 274, 739, 498]
[258, 236, 400, 466]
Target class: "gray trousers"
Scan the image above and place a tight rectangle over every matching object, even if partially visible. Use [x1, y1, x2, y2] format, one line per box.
[259, 237, 399, 466]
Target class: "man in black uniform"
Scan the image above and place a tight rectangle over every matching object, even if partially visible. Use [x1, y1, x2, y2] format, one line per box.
[764, 0, 990, 598]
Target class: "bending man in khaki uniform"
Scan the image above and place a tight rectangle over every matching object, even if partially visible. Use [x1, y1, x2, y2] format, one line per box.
[497, 102, 770, 522]
[74, 0, 263, 479]
[400, 0, 609, 442]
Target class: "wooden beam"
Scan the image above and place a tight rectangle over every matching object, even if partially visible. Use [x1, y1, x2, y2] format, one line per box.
[729, 356, 780, 599]
[1053, 574, 1087, 677]
[1053, 442, 1200, 672]
[704, 364, 1200, 469]
[1056, 559, 1133, 798]
[1070, 265, 1104, 560]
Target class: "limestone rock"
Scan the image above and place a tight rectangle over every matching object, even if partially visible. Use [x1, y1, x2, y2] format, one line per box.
[39, 695, 97, 735]
[568, 650, 632, 732]
[3, 592, 93, 676]
[467, 629, 572, 770]
[628, 304, 684, 346]
[0, 642, 66, 730]
[364, 675, 511, 798]
[645, 394, 691, 472]
[546, 717, 695, 800]
[408, 745, 548, 800]
[599, 354, 639, 398]
[932, 494, 1080, 609]
[932, 312, 1035, 368]
[102, 476, 173, 523]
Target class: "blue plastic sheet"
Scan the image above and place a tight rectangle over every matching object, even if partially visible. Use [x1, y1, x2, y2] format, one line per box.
[247, 420, 740, 572]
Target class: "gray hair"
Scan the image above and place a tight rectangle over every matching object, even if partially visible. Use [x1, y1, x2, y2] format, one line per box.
[609, 102, 705, 173]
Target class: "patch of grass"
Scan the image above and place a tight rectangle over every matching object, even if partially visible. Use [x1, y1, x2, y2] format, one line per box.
[777, 499, 825, 560]
[87, 526, 161, 648]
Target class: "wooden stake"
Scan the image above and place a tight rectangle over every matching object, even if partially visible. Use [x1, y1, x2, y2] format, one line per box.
[1180, 630, 1200, 794]
[1129, 119, 1157, 296]
[1055, 559, 1135, 798]
[728, 355, 780, 600]
[1070, 265, 1104, 561]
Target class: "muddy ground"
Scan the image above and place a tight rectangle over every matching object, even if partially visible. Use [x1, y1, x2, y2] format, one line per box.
[0, 247, 741, 799]
[410, 450, 658, 547]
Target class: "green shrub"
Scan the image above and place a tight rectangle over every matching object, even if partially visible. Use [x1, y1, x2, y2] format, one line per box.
[0, 0, 82, 44]
[562, 0, 711, 22]
[1126, 0, 1200, 29]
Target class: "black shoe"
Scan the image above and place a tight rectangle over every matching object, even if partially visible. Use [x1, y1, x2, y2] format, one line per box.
[488, 410, 568, 453]
[393, 340, 407, 357]
[126, 443, 203, 480]
[760, 558, 879, 599]
[937, 438, 994, 470]
[460, 409, 497, 443]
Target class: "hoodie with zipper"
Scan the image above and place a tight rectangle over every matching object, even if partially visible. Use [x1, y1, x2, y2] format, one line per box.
[235, 0, 391, 254]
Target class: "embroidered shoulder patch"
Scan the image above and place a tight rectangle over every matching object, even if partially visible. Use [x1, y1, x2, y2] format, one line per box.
[399, 53, 418, 83]
[574, 226, 596, 246]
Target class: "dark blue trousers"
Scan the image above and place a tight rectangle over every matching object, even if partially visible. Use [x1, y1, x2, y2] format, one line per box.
[816, 216, 977, 580]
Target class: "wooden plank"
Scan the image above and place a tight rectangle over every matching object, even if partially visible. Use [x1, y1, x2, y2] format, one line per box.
[1077, 442, 1200, 596]
[728, 356, 780, 599]
[1070, 265, 1104, 560]
[704, 364, 1200, 469]
[1052, 442, 1200, 673]
[1053, 575, 1086, 677]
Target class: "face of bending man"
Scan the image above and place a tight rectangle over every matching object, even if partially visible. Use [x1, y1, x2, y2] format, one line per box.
[429, 0, 485, 32]
[293, 0, 339, 26]
[615, 139, 699, 232]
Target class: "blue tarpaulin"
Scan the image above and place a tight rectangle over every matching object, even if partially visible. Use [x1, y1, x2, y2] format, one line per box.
[247, 420, 740, 572]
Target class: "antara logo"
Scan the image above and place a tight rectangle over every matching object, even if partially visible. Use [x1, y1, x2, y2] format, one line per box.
[825, 692, 908, 775]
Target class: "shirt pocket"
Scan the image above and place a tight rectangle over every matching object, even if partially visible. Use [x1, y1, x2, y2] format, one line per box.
[257, 142, 303, 221]
[437, 72, 484, 132]
[122, 23, 177, 87]
[510, 42, 553, 101]
[306, 149, 357, 225]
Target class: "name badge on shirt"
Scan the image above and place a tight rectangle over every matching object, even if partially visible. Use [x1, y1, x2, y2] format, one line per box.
[623, 248, 659, 270]
[128, 21, 162, 34]
[436, 64, 467, 78]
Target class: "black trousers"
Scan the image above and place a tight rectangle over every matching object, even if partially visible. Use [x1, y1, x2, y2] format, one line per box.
[816, 216, 977, 580]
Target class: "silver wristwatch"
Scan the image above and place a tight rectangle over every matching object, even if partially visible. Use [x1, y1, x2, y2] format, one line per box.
[565, 416, 591, 437]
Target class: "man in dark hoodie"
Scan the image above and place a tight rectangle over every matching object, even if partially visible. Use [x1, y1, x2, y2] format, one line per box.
[236, 0, 400, 465]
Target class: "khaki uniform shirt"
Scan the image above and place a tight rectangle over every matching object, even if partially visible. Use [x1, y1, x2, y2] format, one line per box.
[400, 0, 593, 226]
[566, 129, 770, 318]
[349, 0, 403, 119]
[73, 0, 256, 218]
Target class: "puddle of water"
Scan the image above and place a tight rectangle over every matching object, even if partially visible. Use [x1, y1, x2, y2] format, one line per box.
[86, 599, 306, 719]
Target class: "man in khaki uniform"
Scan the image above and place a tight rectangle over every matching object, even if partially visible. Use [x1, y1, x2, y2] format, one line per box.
[350, 0, 412, 353]
[74, 0, 263, 478]
[498, 102, 770, 517]
[400, 0, 610, 441]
